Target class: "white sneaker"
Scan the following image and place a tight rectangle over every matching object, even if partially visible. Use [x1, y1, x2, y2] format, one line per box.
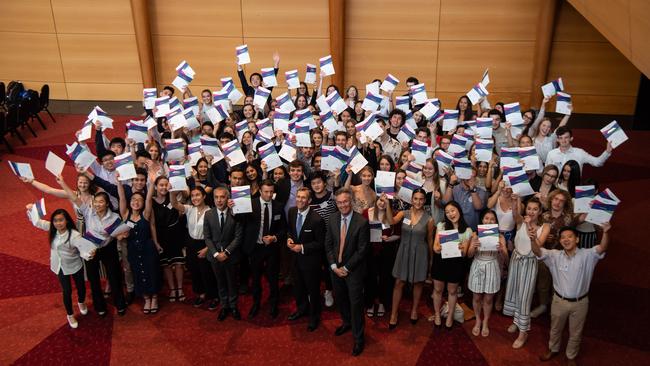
[78, 303, 88, 315]
[530, 304, 547, 318]
[67, 315, 78, 329]
[457, 286, 464, 298]
[377, 303, 386, 317]
[324, 290, 334, 307]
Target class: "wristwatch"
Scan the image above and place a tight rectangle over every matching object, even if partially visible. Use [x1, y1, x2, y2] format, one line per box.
[470, 187, 477, 193]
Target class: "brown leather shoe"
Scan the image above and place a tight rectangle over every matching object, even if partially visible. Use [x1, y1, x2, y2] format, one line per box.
[566, 358, 577, 366]
[539, 350, 559, 362]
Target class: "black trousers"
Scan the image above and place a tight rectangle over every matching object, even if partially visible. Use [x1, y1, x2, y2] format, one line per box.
[210, 260, 239, 309]
[57, 268, 86, 315]
[364, 242, 398, 308]
[85, 240, 126, 312]
[292, 261, 322, 322]
[186, 239, 219, 299]
[250, 244, 280, 307]
[331, 268, 365, 344]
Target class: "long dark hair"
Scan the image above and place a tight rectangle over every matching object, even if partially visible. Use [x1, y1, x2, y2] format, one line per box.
[48, 209, 76, 245]
[559, 160, 581, 197]
[456, 95, 474, 121]
[443, 201, 469, 233]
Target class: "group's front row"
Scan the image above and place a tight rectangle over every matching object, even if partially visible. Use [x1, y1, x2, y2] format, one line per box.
[27, 176, 610, 361]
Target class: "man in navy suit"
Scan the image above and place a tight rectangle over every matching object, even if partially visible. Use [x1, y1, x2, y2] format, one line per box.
[286, 187, 326, 331]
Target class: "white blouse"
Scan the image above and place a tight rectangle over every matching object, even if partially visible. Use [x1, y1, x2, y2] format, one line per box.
[79, 203, 121, 248]
[34, 220, 95, 275]
[184, 205, 210, 240]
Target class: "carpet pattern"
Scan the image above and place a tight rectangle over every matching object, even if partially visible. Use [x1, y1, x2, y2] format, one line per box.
[1, 113, 648, 365]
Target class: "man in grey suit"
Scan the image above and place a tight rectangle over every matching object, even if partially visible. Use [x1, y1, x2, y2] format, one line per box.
[204, 186, 243, 321]
[324, 188, 370, 356]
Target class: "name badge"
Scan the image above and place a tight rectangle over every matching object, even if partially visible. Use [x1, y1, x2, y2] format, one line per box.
[403, 218, 412, 225]
[304, 229, 312, 232]
[382, 223, 390, 230]
[126, 221, 136, 228]
[274, 214, 281, 220]
[560, 263, 570, 272]
[320, 201, 329, 209]
[167, 203, 174, 210]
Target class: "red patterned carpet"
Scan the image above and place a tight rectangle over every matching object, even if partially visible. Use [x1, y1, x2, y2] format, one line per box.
[0, 114, 648, 366]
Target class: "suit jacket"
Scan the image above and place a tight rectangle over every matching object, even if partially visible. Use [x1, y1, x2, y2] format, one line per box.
[324, 211, 369, 273]
[203, 208, 243, 263]
[287, 207, 326, 270]
[242, 198, 286, 255]
[274, 177, 306, 210]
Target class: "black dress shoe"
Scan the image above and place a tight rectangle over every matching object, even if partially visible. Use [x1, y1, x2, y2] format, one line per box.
[208, 300, 219, 311]
[269, 306, 279, 319]
[352, 342, 364, 357]
[117, 308, 127, 316]
[334, 324, 351, 336]
[287, 311, 305, 321]
[307, 319, 319, 332]
[231, 308, 241, 320]
[410, 317, 419, 325]
[248, 303, 260, 319]
[193, 297, 205, 308]
[218, 308, 230, 321]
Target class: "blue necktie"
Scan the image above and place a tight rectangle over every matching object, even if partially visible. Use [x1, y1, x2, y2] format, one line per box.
[296, 212, 304, 236]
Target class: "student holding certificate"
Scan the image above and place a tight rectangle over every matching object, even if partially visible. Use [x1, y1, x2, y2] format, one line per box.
[504, 197, 550, 349]
[467, 210, 509, 337]
[387, 189, 434, 329]
[431, 201, 472, 329]
[344, 165, 377, 214]
[456, 96, 475, 122]
[546, 127, 612, 172]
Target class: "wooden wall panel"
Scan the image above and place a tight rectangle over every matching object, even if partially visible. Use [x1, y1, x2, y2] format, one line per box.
[153, 36, 243, 90]
[58, 34, 142, 83]
[436, 41, 535, 93]
[554, 2, 606, 42]
[436, 91, 532, 111]
[66, 83, 142, 101]
[51, 0, 134, 34]
[629, 0, 650, 77]
[568, 0, 631, 59]
[149, 0, 242, 37]
[344, 39, 437, 95]
[346, 0, 440, 40]
[439, 0, 540, 41]
[241, 0, 329, 38]
[0, 33, 65, 82]
[0, 0, 55, 33]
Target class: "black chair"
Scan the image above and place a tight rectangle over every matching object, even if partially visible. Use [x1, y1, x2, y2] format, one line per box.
[0, 112, 14, 153]
[22, 90, 46, 131]
[0, 82, 6, 112]
[39, 84, 56, 123]
[5, 106, 27, 144]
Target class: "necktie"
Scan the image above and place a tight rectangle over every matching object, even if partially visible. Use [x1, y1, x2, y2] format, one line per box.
[338, 216, 347, 263]
[296, 211, 304, 236]
[263, 203, 270, 237]
[220, 212, 225, 229]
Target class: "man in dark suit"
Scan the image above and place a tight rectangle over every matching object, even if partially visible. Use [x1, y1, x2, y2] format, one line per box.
[204, 186, 243, 321]
[324, 187, 370, 356]
[286, 187, 326, 331]
[242, 179, 286, 319]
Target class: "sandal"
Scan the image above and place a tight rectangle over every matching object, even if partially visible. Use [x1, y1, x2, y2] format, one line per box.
[150, 296, 159, 314]
[472, 323, 481, 336]
[176, 288, 186, 302]
[169, 288, 177, 302]
[481, 326, 490, 337]
[143, 297, 151, 314]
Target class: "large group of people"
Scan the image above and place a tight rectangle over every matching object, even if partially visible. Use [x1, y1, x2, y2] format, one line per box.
[21, 54, 615, 363]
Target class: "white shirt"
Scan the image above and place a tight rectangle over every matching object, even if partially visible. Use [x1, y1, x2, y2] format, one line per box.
[295, 207, 310, 254]
[259, 198, 273, 243]
[34, 220, 95, 275]
[184, 205, 210, 240]
[538, 247, 604, 299]
[546, 146, 611, 172]
[80, 203, 121, 248]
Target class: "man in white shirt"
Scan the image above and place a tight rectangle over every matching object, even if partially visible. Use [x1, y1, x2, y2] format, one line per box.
[546, 126, 612, 171]
[531, 223, 611, 366]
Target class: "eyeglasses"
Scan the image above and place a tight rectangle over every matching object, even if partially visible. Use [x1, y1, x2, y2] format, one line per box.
[544, 173, 558, 179]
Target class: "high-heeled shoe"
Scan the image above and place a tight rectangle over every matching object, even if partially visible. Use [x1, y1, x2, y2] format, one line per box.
[388, 319, 398, 330]
[176, 288, 186, 302]
[150, 296, 159, 314]
[433, 313, 442, 328]
[445, 318, 454, 330]
[410, 317, 419, 325]
[169, 288, 177, 302]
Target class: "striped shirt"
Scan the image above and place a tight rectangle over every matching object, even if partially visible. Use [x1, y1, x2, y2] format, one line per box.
[310, 191, 338, 223]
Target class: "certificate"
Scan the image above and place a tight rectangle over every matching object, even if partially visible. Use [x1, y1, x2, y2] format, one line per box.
[476, 118, 493, 139]
[8, 160, 34, 179]
[397, 176, 423, 204]
[184, 109, 200, 131]
[165, 139, 186, 162]
[200, 136, 224, 163]
[375, 171, 396, 198]
[380, 73, 399, 93]
[78, 119, 93, 142]
[45, 151, 66, 177]
[28, 198, 47, 225]
[585, 197, 618, 226]
[232, 185, 253, 214]
[321, 146, 348, 171]
[261, 67, 277, 87]
[448, 134, 468, 156]
[500, 147, 520, 168]
[397, 123, 416, 144]
[166, 107, 187, 132]
[320, 110, 340, 134]
[168, 165, 188, 192]
[453, 158, 473, 180]
[143, 88, 157, 109]
[475, 138, 494, 162]
[222, 139, 246, 167]
[66, 142, 96, 170]
[275, 92, 296, 113]
[600, 120, 628, 149]
[443, 110, 459, 132]
[294, 121, 312, 147]
[409, 83, 428, 105]
[259, 142, 283, 171]
[114, 152, 136, 181]
[183, 96, 200, 116]
[466, 83, 488, 105]
[555, 92, 572, 115]
[319, 55, 335, 76]
[439, 230, 462, 259]
[361, 91, 383, 112]
[396, 96, 411, 113]
[541, 77, 563, 98]
[574, 185, 596, 214]
[519, 146, 540, 171]
[304, 64, 317, 84]
[505, 171, 534, 196]
[127, 120, 149, 143]
[153, 97, 170, 118]
[419, 101, 439, 120]
[273, 111, 291, 133]
[325, 91, 348, 114]
[236, 44, 251, 65]
[278, 138, 297, 162]
[187, 142, 202, 166]
[478, 224, 499, 251]
[355, 113, 383, 142]
[88, 106, 113, 129]
[411, 140, 430, 165]
[253, 86, 271, 110]
[434, 149, 453, 173]
[347, 146, 369, 174]
[285, 69, 300, 89]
